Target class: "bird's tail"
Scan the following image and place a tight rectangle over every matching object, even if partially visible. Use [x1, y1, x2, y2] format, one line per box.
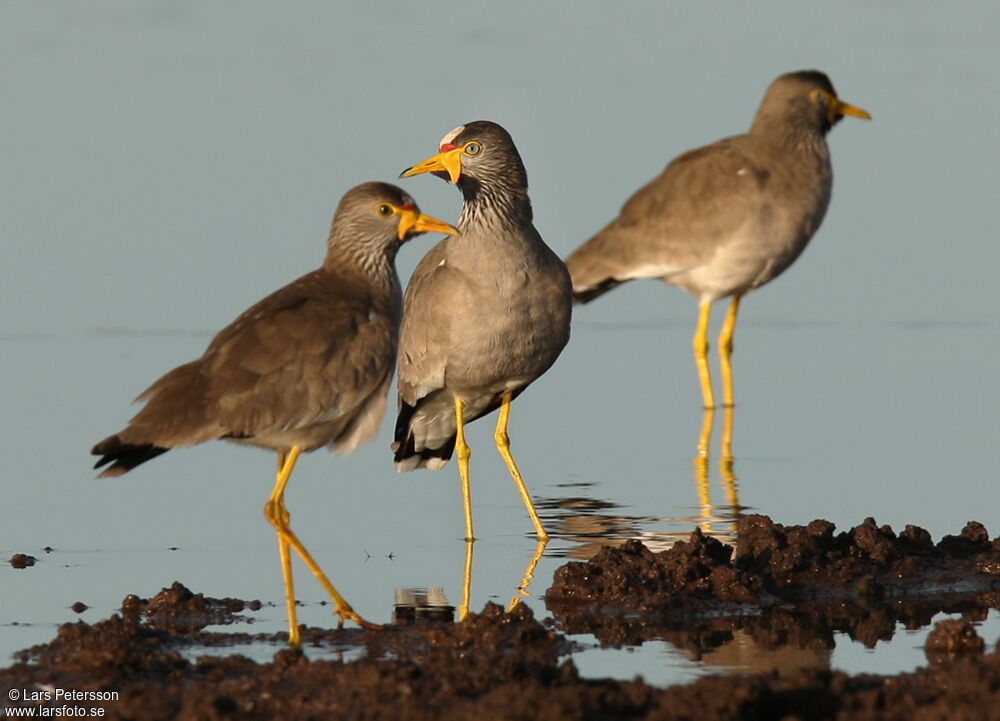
[91, 434, 169, 477]
[392, 400, 455, 471]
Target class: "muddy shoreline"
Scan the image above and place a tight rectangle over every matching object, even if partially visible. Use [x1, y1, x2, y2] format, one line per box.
[4, 515, 1000, 720]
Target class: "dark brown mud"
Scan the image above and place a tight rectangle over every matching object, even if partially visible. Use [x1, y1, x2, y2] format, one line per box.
[545, 515, 1000, 651]
[3, 515, 1000, 721]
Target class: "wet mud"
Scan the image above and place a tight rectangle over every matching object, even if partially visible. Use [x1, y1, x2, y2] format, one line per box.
[546, 515, 1000, 651]
[4, 515, 1000, 720]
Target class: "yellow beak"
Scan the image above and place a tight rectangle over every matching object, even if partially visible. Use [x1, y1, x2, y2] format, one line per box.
[831, 97, 871, 124]
[396, 207, 458, 240]
[400, 146, 465, 184]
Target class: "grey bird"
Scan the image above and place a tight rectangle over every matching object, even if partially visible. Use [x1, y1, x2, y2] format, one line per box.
[392, 121, 572, 542]
[91, 182, 456, 645]
[566, 70, 870, 408]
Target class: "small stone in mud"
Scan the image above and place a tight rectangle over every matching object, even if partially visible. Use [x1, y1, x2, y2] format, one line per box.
[925, 619, 984, 662]
[118, 582, 257, 631]
[10, 553, 36, 569]
[121, 594, 143, 616]
[42, 546, 54, 553]
[71, 602, 89, 614]
[248, 599, 262, 611]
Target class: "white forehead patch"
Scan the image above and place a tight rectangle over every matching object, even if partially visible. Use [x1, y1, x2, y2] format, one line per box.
[439, 125, 465, 149]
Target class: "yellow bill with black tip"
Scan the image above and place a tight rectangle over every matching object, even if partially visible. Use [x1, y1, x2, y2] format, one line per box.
[400, 144, 464, 184]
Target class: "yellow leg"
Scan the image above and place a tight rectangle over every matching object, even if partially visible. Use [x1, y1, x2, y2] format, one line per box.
[264, 446, 380, 638]
[459, 538, 474, 622]
[508, 537, 548, 612]
[718, 294, 741, 408]
[454, 396, 475, 541]
[694, 301, 715, 409]
[272, 452, 298, 645]
[495, 393, 549, 540]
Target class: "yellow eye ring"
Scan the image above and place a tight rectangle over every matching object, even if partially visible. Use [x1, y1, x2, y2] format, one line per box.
[376, 203, 394, 217]
[810, 88, 836, 107]
[464, 141, 482, 156]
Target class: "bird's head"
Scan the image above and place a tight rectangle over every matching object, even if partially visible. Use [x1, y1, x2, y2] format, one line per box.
[399, 121, 528, 192]
[759, 70, 871, 134]
[328, 182, 456, 261]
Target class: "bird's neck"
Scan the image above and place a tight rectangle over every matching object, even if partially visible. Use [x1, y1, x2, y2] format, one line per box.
[323, 243, 399, 295]
[457, 177, 533, 232]
[751, 109, 830, 158]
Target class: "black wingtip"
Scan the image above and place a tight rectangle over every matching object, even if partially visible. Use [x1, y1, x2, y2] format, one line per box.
[573, 278, 621, 304]
[91, 435, 169, 477]
[392, 400, 456, 468]
[392, 434, 456, 467]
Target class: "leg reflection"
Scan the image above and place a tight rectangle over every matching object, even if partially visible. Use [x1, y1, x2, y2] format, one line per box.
[695, 407, 715, 532]
[720, 404, 739, 532]
[508, 538, 549, 612]
[691, 406, 742, 536]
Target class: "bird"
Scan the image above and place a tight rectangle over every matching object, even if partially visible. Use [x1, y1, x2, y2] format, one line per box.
[91, 182, 456, 645]
[392, 121, 572, 543]
[566, 70, 870, 409]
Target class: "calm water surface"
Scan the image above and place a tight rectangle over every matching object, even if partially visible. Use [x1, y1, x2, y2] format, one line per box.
[2, 1, 999, 685]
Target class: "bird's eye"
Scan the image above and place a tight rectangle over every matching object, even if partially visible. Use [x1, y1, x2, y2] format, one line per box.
[809, 88, 829, 106]
[377, 204, 393, 217]
[464, 142, 482, 156]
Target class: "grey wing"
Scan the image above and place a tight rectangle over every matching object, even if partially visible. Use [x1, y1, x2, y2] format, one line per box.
[567, 137, 770, 294]
[396, 241, 455, 405]
[393, 240, 468, 469]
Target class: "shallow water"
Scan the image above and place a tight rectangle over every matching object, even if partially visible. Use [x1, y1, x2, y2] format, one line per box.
[3, 0, 999, 687]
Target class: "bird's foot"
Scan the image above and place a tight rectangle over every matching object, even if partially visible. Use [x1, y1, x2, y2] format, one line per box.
[335, 604, 381, 631]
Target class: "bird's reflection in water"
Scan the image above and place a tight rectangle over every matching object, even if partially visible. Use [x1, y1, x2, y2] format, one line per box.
[405, 537, 549, 623]
[538, 406, 745, 559]
[694, 405, 742, 537]
[454, 538, 550, 620]
[392, 586, 455, 624]
[507, 538, 548, 612]
[697, 629, 832, 676]
[397, 406, 747, 622]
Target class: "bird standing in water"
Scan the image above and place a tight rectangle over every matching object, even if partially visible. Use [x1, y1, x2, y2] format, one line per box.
[566, 70, 870, 408]
[92, 182, 455, 645]
[393, 121, 572, 543]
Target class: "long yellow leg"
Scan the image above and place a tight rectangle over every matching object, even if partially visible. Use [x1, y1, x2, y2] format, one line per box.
[264, 446, 380, 639]
[718, 294, 741, 408]
[694, 301, 715, 409]
[459, 538, 473, 622]
[272, 451, 298, 645]
[508, 537, 548, 612]
[495, 393, 549, 540]
[454, 396, 475, 541]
